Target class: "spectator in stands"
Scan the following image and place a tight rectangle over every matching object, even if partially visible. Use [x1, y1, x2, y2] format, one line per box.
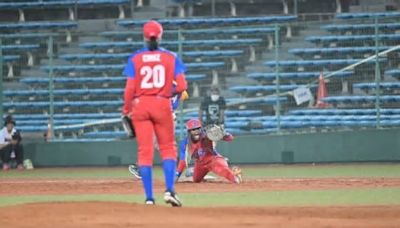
[199, 86, 226, 126]
[0, 115, 24, 171]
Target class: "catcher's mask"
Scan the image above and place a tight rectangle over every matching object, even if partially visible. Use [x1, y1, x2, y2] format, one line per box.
[186, 119, 202, 141]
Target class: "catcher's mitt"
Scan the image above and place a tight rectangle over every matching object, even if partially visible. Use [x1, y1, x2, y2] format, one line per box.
[121, 116, 136, 138]
[205, 124, 225, 141]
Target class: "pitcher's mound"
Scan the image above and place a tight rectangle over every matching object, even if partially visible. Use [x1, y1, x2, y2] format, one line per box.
[1, 202, 400, 228]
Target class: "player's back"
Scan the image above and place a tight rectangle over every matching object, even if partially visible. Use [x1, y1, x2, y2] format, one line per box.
[131, 48, 179, 98]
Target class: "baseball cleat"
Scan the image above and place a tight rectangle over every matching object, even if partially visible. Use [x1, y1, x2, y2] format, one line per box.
[203, 174, 217, 181]
[128, 164, 142, 179]
[145, 199, 155, 205]
[232, 166, 242, 184]
[164, 191, 182, 207]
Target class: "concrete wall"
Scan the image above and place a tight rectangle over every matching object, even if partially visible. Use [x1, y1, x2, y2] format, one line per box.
[25, 128, 400, 167]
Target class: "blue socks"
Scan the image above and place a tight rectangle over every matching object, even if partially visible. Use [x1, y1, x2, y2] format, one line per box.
[162, 159, 176, 192]
[140, 160, 176, 201]
[139, 166, 153, 201]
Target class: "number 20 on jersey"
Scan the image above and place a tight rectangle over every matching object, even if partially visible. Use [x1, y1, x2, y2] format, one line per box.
[140, 65, 166, 89]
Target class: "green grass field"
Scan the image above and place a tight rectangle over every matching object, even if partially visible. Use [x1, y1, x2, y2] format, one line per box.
[1, 164, 400, 207]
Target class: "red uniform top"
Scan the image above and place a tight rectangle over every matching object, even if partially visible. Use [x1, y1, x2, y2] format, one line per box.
[122, 47, 187, 114]
[176, 131, 234, 173]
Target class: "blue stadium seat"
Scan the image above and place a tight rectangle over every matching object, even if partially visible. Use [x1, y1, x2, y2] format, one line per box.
[51, 138, 118, 142]
[16, 124, 85, 132]
[265, 59, 385, 67]
[100, 27, 275, 37]
[0, 32, 59, 39]
[20, 74, 206, 85]
[259, 117, 400, 129]
[0, 21, 77, 30]
[83, 131, 126, 138]
[229, 84, 317, 93]
[0, 0, 129, 9]
[385, 69, 400, 77]
[41, 64, 125, 72]
[184, 50, 244, 58]
[12, 112, 121, 121]
[79, 39, 262, 49]
[117, 16, 297, 27]
[306, 34, 400, 43]
[336, 12, 400, 19]
[226, 97, 287, 105]
[183, 110, 262, 118]
[60, 50, 243, 61]
[16, 119, 106, 126]
[21, 76, 126, 84]
[2, 44, 40, 51]
[322, 95, 400, 103]
[1, 55, 20, 62]
[41, 62, 224, 72]
[289, 46, 394, 55]
[3, 88, 123, 97]
[247, 71, 352, 80]
[10, 110, 261, 122]
[288, 108, 400, 116]
[4, 100, 123, 109]
[185, 74, 206, 81]
[60, 53, 131, 61]
[353, 82, 400, 90]
[322, 23, 400, 32]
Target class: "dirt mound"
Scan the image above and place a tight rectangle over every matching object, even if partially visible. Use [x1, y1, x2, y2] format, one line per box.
[1, 202, 399, 228]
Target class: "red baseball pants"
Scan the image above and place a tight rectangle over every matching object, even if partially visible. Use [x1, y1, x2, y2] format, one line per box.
[192, 155, 236, 183]
[131, 96, 176, 166]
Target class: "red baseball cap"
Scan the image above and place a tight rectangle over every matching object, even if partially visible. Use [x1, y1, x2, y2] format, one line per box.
[143, 20, 163, 40]
[186, 119, 202, 131]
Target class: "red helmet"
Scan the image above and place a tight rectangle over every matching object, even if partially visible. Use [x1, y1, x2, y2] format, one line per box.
[186, 119, 201, 131]
[143, 20, 163, 40]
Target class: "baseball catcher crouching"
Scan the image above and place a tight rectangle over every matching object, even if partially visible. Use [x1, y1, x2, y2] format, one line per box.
[176, 119, 242, 184]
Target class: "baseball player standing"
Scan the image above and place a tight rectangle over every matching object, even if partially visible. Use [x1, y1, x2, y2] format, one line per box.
[122, 20, 187, 206]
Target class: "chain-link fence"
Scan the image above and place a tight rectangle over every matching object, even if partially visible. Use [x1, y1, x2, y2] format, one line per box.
[1, 13, 399, 141]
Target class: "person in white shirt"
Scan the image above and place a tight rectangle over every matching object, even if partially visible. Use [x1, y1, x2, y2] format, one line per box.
[0, 115, 24, 171]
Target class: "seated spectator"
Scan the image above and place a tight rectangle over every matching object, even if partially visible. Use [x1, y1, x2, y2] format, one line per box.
[0, 115, 24, 171]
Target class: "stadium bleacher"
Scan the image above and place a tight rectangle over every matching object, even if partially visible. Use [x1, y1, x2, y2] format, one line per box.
[1, 2, 400, 141]
[247, 71, 352, 81]
[0, 0, 130, 21]
[116, 16, 297, 27]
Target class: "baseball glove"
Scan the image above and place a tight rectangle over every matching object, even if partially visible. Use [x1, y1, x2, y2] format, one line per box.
[205, 124, 225, 141]
[121, 116, 136, 138]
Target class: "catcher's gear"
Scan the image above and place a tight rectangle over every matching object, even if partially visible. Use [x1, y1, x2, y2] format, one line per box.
[122, 116, 136, 138]
[186, 119, 201, 131]
[205, 124, 225, 141]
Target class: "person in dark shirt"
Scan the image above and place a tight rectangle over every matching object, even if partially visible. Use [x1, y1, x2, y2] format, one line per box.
[199, 86, 226, 126]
